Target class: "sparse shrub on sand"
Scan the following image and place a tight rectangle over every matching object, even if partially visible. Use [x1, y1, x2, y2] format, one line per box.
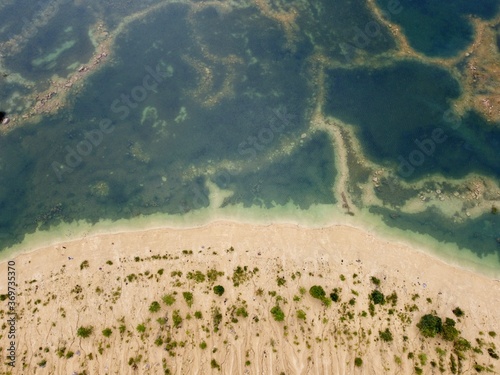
[309, 285, 326, 299]
[417, 314, 442, 338]
[379, 328, 393, 342]
[102, 328, 112, 337]
[77, 326, 93, 338]
[370, 290, 385, 305]
[183, 292, 194, 307]
[452, 307, 464, 318]
[271, 305, 285, 322]
[149, 301, 161, 312]
[172, 310, 183, 328]
[213, 285, 225, 296]
[162, 294, 176, 306]
[296, 309, 306, 320]
[354, 357, 363, 367]
[136, 323, 146, 333]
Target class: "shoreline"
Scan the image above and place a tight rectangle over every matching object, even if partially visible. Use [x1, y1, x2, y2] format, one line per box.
[1, 217, 499, 280]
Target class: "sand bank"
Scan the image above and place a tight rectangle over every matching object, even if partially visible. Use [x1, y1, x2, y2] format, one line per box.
[0, 221, 499, 374]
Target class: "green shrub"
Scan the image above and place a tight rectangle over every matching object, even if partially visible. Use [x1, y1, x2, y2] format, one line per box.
[213, 285, 225, 296]
[309, 285, 326, 299]
[200, 341, 207, 349]
[183, 292, 194, 307]
[330, 292, 339, 302]
[354, 357, 363, 367]
[80, 260, 89, 270]
[136, 324, 146, 333]
[212, 307, 222, 332]
[379, 328, 393, 342]
[417, 314, 442, 338]
[102, 328, 112, 337]
[488, 348, 499, 359]
[211, 359, 220, 370]
[454, 337, 471, 352]
[187, 271, 206, 283]
[162, 294, 176, 306]
[452, 307, 464, 317]
[149, 301, 161, 313]
[271, 306, 285, 322]
[172, 310, 183, 328]
[296, 309, 306, 320]
[442, 318, 459, 341]
[370, 290, 385, 305]
[77, 326, 93, 338]
[370, 276, 381, 285]
[276, 277, 286, 286]
[194, 311, 203, 319]
[236, 307, 248, 318]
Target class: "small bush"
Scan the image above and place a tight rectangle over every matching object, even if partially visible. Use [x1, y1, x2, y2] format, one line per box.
[276, 277, 286, 286]
[77, 326, 93, 338]
[172, 310, 183, 328]
[136, 324, 146, 333]
[452, 307, 464, 317]
[102, 328, 112, 337]
[200, 341, 207, 349]
[296, 309, 306, 320]
[80, 260, 89, 270]
[211, 359, 220, 370]
[417, 314, 442, 338]
[194, 311, 203, 319]
[162, 294, 176, 306]
[213, 285, 225, 296]
[354, 357, 363, 367]
[183, 292, 194, 307]
[309, 285, 326, 299]
[149, 301, 161, 313]
[271, 306, 285, 322]
[379, 328, 393, 342]
[442, 318, 459, 341]
[370, 276, 381, 285]
[370, 290, 385, 305]
[330, 292, 339, 302]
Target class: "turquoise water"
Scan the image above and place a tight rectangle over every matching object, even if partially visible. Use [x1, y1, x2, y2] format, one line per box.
[371, 206, 500, 260]
[0, 1, 499, 269]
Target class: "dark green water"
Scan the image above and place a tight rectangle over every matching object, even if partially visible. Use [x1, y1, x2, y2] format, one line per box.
[325, 62, 500, 180]
[0, 4, 329, 249]
[0, 1, 499, 267]
[375, 0, 500, 57]
[2, 2, 95, 82]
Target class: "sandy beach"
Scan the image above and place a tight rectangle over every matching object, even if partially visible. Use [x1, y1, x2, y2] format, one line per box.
[0, 221, 499, 374]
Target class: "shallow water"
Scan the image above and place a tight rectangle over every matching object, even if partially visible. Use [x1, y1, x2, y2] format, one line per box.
[0, 0, 499, 273]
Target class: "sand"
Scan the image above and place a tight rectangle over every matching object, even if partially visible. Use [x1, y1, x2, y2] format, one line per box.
[0, 221, 499, 374]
